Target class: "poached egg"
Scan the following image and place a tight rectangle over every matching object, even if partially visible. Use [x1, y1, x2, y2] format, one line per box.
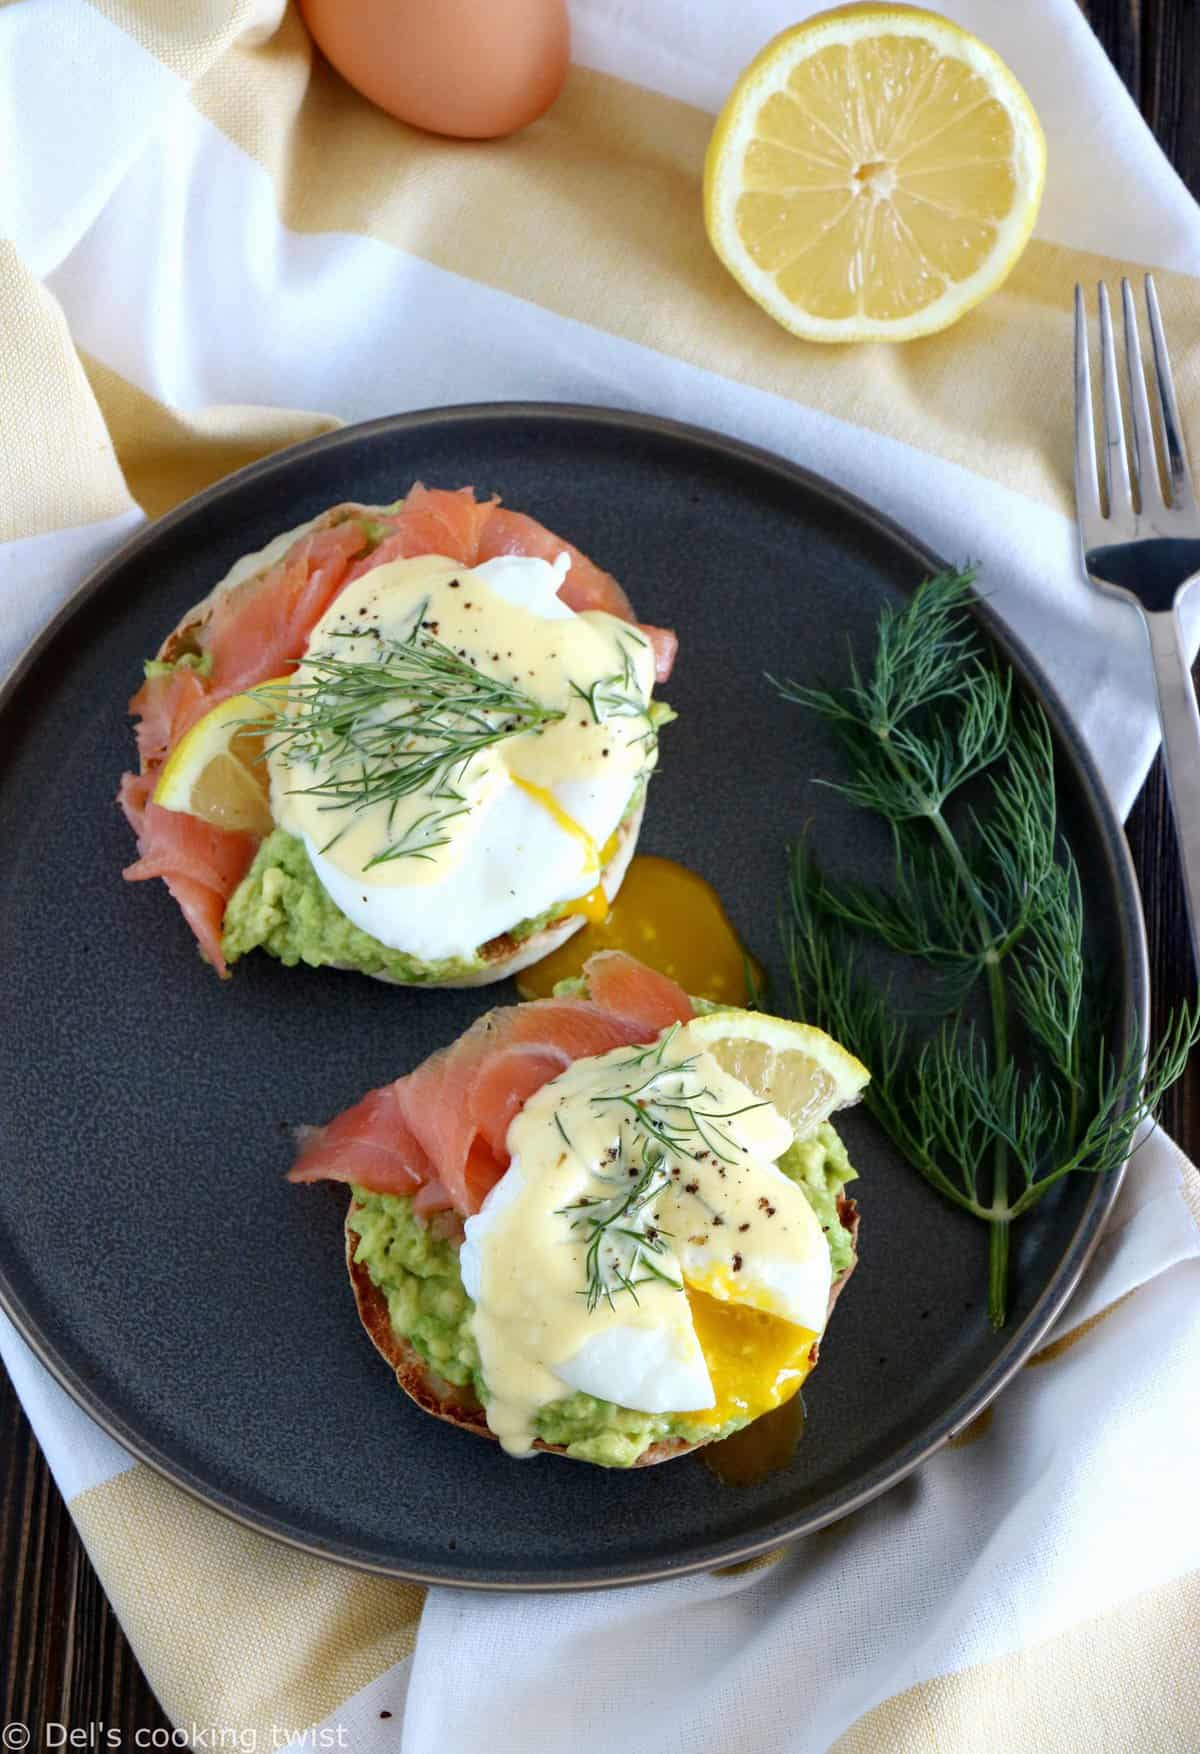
[459, 1023, 833, 1456]
[267, 552, 662, 963]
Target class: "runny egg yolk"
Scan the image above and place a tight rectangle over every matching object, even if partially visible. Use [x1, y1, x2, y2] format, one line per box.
[561, 826, 623, 923]
[510, 775, 603, 875]
[684, 1288, 818, 1429]
[518, 854, 763, 1002]
[562, 884, 611, 924]
[508, 777, 617, 925]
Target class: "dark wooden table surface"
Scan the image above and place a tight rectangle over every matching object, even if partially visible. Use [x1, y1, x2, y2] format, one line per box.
[3, 2, 1199, 1734]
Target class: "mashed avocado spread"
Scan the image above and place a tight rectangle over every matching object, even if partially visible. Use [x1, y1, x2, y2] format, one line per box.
[222, 829, 580, 982]
[221, 776, 646, 980]
[347, 1122, 857, 1468]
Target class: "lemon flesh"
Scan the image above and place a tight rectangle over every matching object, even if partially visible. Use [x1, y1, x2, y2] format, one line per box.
[674, 1010, 869, 1139]
[704, 5, 1046, 342]
[153, 683, 286, 837]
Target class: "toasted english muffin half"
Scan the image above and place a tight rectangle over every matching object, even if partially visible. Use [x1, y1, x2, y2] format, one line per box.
[345, 1195, 859, 1466]
[153, 506, 368, 669]
[146, 505, 649, 988]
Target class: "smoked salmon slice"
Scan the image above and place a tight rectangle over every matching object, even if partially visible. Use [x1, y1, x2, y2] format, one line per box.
[348, 483, 498, 579]
[118, 775, 255, 978]
[130, 667, 212, 773]
[289, 952, 695, 1215]
[290, 1086, 433, 1195]
[120, 487, 676, 971]
[202, 519, 370, 699]
[475, 506, 676, 681]
[580, 950, 692, 1034]
[476, 507, 636, 619]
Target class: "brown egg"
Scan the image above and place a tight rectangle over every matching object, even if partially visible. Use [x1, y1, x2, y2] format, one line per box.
[299, 0, 570, 140]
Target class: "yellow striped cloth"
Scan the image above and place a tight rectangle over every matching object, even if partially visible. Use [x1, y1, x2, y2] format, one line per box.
[1, 2, 1199, 1749]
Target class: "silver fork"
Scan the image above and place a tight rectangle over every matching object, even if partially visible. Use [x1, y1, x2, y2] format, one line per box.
[1074, 275, 1200, 968]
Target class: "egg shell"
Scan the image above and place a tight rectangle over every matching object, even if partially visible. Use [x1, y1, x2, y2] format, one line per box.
[299, 0, 570, 140]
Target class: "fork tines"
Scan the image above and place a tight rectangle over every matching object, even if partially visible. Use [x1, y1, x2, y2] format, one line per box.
[1074, 274, 1196, 534]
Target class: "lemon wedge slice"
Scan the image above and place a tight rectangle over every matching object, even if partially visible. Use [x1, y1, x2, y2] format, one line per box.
[674, 1009, 869, 1139]
[153, 681, 288, 836]
[703, 4, 1046, 342]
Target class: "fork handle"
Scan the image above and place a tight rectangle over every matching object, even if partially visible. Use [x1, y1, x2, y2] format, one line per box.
[1145, 605, 1200, 973]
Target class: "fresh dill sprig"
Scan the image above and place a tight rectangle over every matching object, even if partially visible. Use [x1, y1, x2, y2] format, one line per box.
[557, 1043, 768, 1310]
[557, 1147, 681, 1314]
[741, 953, 768, 1012]
[592, 1065, 766, 1169]
[252, 612, 564, 868]
[571, 629, 665, 754]
[570, 629, 647, 721]
[776, 569, 1200, 1327]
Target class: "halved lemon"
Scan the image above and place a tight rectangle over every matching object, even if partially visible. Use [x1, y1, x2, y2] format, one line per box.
[675, 1009, 869, 1138]
[703, 4, 1046, 342]
[153, 681, 289, 836]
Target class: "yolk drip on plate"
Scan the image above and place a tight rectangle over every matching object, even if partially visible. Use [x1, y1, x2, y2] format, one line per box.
[702, 1393, 809, 1487]
[518, 854, 763, 1002]
[685, 1287, 817, 1430]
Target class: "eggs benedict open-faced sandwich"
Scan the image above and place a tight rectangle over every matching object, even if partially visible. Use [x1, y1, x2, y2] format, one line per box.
[118, 486, 676, 983]
[290, 950, 867, 1468]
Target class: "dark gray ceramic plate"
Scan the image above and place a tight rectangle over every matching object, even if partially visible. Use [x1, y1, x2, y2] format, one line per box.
[0, 405, 1146, 1589]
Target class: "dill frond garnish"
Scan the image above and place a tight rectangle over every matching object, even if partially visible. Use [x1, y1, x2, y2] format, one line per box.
[591, 1065, 766, 1168]
[571, 629, 664, 754]
[557, 1148, 681, 1313]
[252, 613, 564, 868]
[557, 1041, 768, 1310]
[775, 569, 1200, 1327]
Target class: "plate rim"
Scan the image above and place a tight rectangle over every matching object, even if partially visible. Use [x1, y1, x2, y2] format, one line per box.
[0, 400, 1150, 1590]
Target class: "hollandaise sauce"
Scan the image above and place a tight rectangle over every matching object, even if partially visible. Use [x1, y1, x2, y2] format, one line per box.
[458, 1027, 830, 1458]
[261, 551, 666, 963]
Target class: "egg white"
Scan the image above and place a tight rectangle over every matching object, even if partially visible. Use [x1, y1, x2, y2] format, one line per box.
[677, 1155, 832, 1335]
[545, 1234, 829, 1416]
[460, 1150, 831, 1422]
[463, 1160, 717, 1416]
[460, 1163, 524, 1304]
[471, 551, 572, 616]
[304, 768, 632, 962]
[296, 554, 643, 963]
[553, 1324, 714, 1414]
